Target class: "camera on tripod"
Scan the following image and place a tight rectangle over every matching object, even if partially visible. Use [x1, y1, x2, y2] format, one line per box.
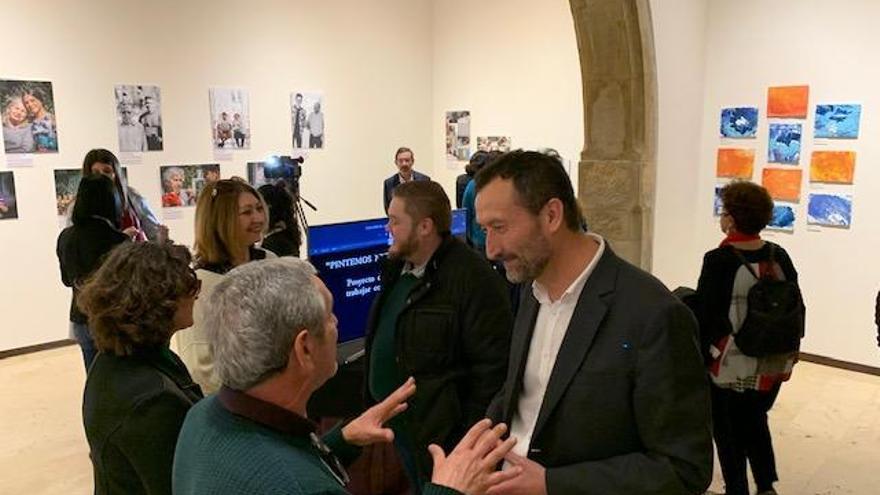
[263, 155, 305, 196]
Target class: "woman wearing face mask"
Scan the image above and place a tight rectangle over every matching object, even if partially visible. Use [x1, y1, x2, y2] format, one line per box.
[174, 178, 275, 394]
[695, 181, 802, 495]
[56, 174, 135, 370]
[77, 148, 168, 243]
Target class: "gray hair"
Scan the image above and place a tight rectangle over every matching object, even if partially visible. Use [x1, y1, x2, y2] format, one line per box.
[162, 166, 184, 184]
[206, 258, 326, 390]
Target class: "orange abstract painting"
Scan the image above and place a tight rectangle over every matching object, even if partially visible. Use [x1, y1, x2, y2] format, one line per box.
[810, 151, 856, 184]
[716, 148, 755, 178]
[762, 168, 803, 202]
[767, 85, 809, 118]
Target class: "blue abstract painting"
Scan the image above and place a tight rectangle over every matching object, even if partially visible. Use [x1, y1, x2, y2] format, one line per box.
[768, 203, 795, 231]
[807, 193, 852, 228]
[713, 185, 723, 216]
[720, 107, 759, 138]
[814, 104, 861, 139]
[768, 123, 802, 164]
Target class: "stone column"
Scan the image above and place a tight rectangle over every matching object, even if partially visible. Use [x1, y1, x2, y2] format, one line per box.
[569, 0, 657, 270]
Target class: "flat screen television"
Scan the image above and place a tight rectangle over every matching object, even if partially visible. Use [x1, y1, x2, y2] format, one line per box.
[308, 209, 467, 361]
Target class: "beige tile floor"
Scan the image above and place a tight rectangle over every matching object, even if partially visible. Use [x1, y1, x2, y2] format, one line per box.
[2, 345, 879, 494]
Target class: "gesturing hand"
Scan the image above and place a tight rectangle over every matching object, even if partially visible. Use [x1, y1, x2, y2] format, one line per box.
[429, 419, 520, 495]
[486, 451, 547, 495]
[342, 377, 416, 447]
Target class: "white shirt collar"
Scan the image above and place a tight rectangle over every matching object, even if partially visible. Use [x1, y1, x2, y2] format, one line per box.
[402, 260, 428, 278]
[532, 233, 605, 305]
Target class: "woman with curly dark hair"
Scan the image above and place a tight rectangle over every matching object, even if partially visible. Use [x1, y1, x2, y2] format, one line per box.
[78, 242, 204, 495]
[695, 180, 802, 495]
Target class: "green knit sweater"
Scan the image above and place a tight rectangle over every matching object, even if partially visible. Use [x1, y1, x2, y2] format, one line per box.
[173, 395, 461, 495]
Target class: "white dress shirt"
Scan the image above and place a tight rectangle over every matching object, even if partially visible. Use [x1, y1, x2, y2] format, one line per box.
[508, 233, 606, 458]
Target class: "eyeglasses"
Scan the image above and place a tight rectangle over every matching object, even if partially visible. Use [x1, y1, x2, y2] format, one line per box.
[186, 267, 202, 297]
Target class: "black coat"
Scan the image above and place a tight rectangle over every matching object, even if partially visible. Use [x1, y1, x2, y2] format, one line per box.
[57, 218, 130, 323]
[382, 171, 431, 213]
[83, 348, 203, 495]
[487, 246, 713, 495]
[364, 236, 513, 477]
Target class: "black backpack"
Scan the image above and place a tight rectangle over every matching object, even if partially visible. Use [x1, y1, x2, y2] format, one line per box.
[731, 244, 806, 357]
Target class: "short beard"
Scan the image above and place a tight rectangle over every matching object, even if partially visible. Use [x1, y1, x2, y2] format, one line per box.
[505, 234, 551, 283]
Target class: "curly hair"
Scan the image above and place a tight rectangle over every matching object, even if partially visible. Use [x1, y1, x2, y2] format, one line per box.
[77, 242, 198, 356]
[720, 180, 773, 235]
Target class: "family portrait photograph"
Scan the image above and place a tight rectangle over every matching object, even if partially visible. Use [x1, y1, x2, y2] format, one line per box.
[1, 79, 58, 154]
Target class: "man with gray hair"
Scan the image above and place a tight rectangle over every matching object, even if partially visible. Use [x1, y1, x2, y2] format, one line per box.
[173, 258, 521, 495]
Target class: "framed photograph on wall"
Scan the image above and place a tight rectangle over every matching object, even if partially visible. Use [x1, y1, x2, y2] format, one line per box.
[0, 171, 19, 219]
[209, 88, 250, 149]
[159, 164, 220, 208]
[115, 84, 163, 152]
[291, 92, 324, 150]
[0, 79, 58, 154]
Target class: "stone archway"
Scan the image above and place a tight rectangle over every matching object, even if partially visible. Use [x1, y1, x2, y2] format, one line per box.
[569, 0, 657, 270]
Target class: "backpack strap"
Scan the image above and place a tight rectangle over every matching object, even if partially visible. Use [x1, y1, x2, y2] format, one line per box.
[730, 246, 760, 280]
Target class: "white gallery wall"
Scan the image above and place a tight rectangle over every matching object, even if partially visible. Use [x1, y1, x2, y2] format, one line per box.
[428, 0, 584, 196]
[0, 0, 435, 351]
[654, 0, 880, 367]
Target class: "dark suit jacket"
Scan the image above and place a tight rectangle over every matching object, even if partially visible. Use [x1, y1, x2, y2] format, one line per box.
[383, 171, 431, 212]
[83, 347, 204, 495]
[487, 245, 713, 495]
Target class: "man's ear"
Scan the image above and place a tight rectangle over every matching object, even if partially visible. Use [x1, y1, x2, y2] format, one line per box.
[290, 329, 314, 372]
[542, 198, 565, 233]
[418, 216, 435, 237]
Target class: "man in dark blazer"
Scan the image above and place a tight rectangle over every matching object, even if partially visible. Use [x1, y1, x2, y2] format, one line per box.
[384, 146, 430, 213]
[474, 150, 712, 495]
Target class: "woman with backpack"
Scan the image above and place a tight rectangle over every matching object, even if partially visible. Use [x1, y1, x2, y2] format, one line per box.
[695, 181, 804, 495]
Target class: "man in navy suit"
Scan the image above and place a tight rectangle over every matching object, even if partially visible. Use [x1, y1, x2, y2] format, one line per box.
[383, 147, 430, 213]
[475, 150, 712, 495]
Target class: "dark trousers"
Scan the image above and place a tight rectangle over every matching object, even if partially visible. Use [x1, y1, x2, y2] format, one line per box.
[72, 321, 97, 372]
[711, 382, 781, 495]
[309, 134, 323, 148]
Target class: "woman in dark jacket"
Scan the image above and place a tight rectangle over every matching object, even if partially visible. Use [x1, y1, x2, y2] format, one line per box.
[695, 181, 800, 495]
[56, 174, 133, 370]
[78, 242, 204, 495]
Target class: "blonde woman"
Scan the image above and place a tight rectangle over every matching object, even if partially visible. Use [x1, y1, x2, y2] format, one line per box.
[175, 178, 274, 394]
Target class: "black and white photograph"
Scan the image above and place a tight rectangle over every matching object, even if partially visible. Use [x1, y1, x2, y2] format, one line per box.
[0, 171, 19, 219]
[160, 164, 220, 208]
[290, 92, 324, 149]
[445, 110, 470, 161]
[114, 84, 163, 152]
[210, 88, 250, 149]
[1, 79, 58, 154]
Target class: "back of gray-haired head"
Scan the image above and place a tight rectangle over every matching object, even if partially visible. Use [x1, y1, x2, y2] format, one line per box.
[206, 258, 326, 390]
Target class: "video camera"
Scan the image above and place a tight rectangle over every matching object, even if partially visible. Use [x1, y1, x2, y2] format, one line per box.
[263, 155, 305, 195]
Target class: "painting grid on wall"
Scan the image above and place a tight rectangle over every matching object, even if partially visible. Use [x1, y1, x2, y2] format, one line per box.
[209, 88, 250, 150]
[0, 79, 58, 154]
[720, 107, 758, 138]
[291, 92, 324, 150]
[767, 123, 802, 165]
[115, 84, 162, 152]
[160, 164, 220, 208]
[0, 171, 18, 219]
[767, 85, 809, 118]
[814, 104, 861, 139]
[762, 168, 802, 202]
[768, 202, 796, 232]
[445, 111, 471, 162]
[807, 192, 852, 228]
[476, 136, 511, 152]
[716, 148, 755, 179]
[810, 151, 856, 184]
